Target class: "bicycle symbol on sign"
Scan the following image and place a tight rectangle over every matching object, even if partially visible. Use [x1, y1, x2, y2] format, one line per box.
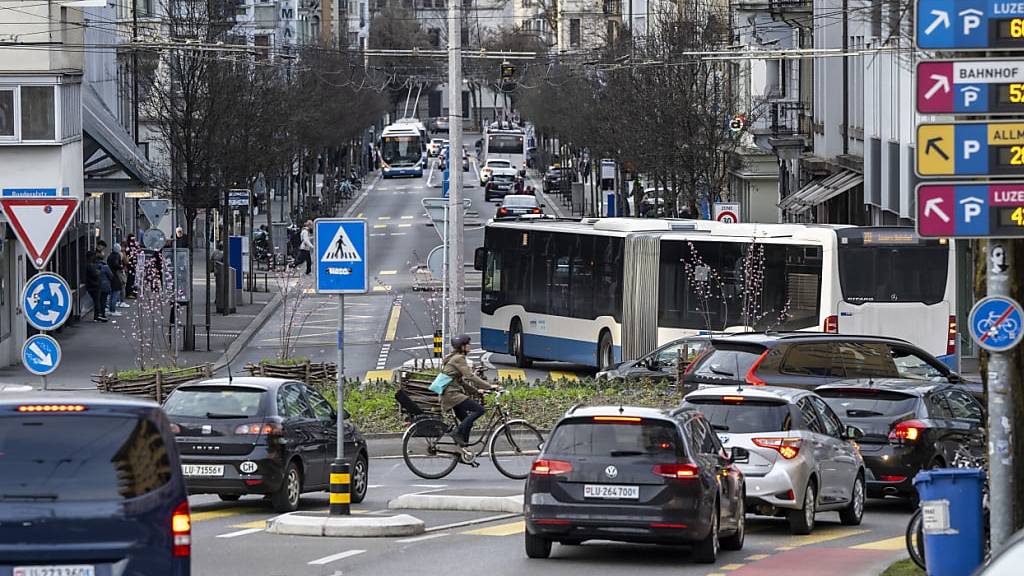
[977, 311, 1020, 343]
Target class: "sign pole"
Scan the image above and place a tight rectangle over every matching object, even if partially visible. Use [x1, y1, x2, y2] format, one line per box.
[41, 375, 46, 391]
[987, 241, 1015, 550]
[329, 292, 350, 516]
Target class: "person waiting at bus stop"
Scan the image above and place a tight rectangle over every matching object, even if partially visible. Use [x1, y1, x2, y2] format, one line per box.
[440, 335, 499, 446]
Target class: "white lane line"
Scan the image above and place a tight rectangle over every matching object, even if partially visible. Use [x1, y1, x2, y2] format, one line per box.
[367, 484, 385, 489]
[400, 215, 414, 220]
[411, 484, 447, 488]
[424, 513, 520, 533]
[396, 532, 450, 544]
[308, 550, 366, 565]
[216, 527, 263, 539]
[389, 232, 408, 236]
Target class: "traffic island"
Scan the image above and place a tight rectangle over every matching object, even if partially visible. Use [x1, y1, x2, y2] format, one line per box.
[388, 489, 524, 514]
[265, 511, 425, 538]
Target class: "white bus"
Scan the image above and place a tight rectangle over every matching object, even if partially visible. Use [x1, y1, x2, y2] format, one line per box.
[475, 218, 958, 371]
[482, 122, 527, 176]
[380, 121, 427, 178]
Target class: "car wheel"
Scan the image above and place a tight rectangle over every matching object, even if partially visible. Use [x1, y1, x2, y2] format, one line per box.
[271, 461, 302, 513]
[525, 531, 552, 559]
[511, 320, 532, 368]
[692, 505, 719, 563]
[218, 494, 241, 502]
[596, 331, 614, 372]
[351, 453, 369, 504]
[788, 480, 816, 535]
[721, 495, 745, 551]
[839, 475, 865, 526]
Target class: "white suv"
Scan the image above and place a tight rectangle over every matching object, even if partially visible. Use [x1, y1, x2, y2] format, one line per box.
[682, 386, 866, 535]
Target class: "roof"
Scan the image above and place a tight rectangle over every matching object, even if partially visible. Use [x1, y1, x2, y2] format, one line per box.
[815, 378, 947, 396]
[685, 385, 808, 403]
[0, 390, 158, 408]
[177, 377, 295, 390]
[564, 405, 675, 420]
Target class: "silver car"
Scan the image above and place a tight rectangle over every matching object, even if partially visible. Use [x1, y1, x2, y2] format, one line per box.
[682, 386, 866, 535]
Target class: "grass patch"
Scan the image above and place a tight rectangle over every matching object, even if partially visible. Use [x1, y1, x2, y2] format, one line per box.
[880, 559, 924, 576]
[258, 357, 311, 366]
[115, 365, 207, 379]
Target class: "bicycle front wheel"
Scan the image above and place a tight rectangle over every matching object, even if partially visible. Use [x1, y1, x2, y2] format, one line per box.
[403, 419, 459, 480]
[906, 508, 926, 570]
[489, 420, 545, 480]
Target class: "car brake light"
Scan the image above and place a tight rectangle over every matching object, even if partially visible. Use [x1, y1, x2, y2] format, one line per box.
[169, 423, 181, 434]
[498, 208, 508, 216]
[880, 475, 908, 482]
[531, 459, 572, 475]
[823, 315, 839, 333]
[745, 350, 769, 386]
[889, 420, 926, 442]
[753, 437, 802, 459]
[593, 416, 642, 423]
[947, 315, 957, 356]
[17, 404, 86, 412]
[652, 463, 700, 478]
[721, 396, 745, 403]
[531, 208, 541, 214]
[171, 501, 191, 557]
[235, 422, 283, 436]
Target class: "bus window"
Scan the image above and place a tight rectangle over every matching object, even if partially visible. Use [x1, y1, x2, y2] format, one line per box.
[838, 244, 948, 305]
[488, 134, 524, 154]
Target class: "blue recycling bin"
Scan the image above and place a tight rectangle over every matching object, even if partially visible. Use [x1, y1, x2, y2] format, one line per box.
[913, 468, 986, 576]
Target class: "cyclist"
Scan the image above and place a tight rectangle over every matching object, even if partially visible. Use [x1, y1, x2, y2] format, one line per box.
[440, 334, 499, 446]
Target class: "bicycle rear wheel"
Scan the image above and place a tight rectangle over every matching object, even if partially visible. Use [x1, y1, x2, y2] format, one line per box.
[906, 508, 926, 570]
[403, 419, 459, 479]
[489, 420, 545, 480]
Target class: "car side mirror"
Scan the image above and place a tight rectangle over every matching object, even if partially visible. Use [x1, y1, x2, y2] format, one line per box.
[473, 247, 487, 271]
[730, 447, 749, 463]
[844, 425, 864, 440]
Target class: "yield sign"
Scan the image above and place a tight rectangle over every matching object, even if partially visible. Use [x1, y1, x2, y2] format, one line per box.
[139, 198, 171, 227]
[0, 197, 80, 268]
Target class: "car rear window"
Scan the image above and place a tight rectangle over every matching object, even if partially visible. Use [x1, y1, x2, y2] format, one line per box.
[163, 387, 264, 418]
[546, 419, 683, 458]
[685, 400, 793, 433]
[817, 390, 919, 418]
[503, 196, 536, 207]
[691, 348, 762, 378]
[0, 415, 172, 501]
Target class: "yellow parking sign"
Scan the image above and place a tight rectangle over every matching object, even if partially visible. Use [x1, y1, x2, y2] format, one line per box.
[916, 124, 955, 176]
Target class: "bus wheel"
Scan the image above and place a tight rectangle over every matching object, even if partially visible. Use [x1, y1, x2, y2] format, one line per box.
[511, 321, 532, 368]
[597, 331, 614, 372]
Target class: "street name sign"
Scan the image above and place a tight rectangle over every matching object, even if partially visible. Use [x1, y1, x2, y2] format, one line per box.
[21, 272, 72, 331]
[969, 296, 1024, 352]
[917, 121, 1024, 177]
[22, 333, 61, 376]
[916, 0, 1024, 50]
[917, 60, 1024, 114]
[314, 219, 368, 294]
[228, 189, 250, 207]
[0, 197, 80, 268]
[1, 188, 60, 197]
[916, 181, 1024, 237]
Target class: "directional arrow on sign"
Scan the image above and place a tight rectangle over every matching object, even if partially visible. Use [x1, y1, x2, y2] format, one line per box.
[925, 10, 950, 35]
[925, 137, 950, 161]
[924, 74, 951, 100]
[28, 342, 53, 366]
[924, 197, 951, 223]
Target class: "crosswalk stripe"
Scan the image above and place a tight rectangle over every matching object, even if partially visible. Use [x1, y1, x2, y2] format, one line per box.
[373, 224, 387, 229]
[549, 370, 578, 381]
[308, 550, 366, 565]
[496, 368, 526, 381]
[776, 527, 869, 550]
[364, 369, 394, 382]
[400, 215, 414, 220]
[850, 536, 905, 550]
[461, 520, 524, 536]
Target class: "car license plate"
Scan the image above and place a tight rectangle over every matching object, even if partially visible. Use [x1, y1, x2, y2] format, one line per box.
[14, 566, 95, 576]
[182, 464, 224, 477]
[583, 484, 639, 499]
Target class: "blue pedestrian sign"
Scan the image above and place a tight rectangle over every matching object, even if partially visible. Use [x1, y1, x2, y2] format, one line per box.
[21, 273, 72, 331]
[969, 296, 1024, 352]
[22, 333, 61, 376]
[314, 219, 368, 294]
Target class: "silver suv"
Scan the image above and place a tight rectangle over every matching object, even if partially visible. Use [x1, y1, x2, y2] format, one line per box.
[682, 386, 866, 535]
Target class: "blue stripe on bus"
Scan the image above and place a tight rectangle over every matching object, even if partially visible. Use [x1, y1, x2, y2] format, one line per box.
[481, 327, 621, 367]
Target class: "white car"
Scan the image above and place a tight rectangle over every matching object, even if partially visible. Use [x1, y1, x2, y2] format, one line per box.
[682, 386, 866, 535]
[427, 138, 447, 157]
[480, 159, 514, 185]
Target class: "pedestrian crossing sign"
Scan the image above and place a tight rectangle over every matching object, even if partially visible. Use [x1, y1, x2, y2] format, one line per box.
[314, 219, 368, 294]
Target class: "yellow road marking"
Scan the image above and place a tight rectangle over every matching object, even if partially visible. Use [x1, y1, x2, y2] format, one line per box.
[379, 270, 398, 276]
[364, 369, 394, 382]
[719, 564, 745, 571]
[462, 520, 524, 536]
[398, 223, 412, 228]
[776, 528, 869, 550]
[373, 224, 387, 229]
[191, 507, 263, 523]
[400, 215, 414, 220]
[851, 536, 905, 550]
[372, 285, 391, 292]
[549, 371, 578, 381]
[384, 303, 402, 341]
[230, 519, 268, 529]
[496, 369, 526, 381]
[745, 554, 771, 560]
[378, 216, 391, 221]
[356, 213, 363, 218]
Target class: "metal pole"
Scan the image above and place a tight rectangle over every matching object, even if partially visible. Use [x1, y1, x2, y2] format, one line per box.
[329, 293, 350, 515]
[41, 376, 47, 391]
[172, 205, 178, 357]
[447, 0, 466, 338]
[337, 293, 345, 462]
[987, 240, 1014, 550]
[205, 210, 211, 351]
[442, 201, 448, 354]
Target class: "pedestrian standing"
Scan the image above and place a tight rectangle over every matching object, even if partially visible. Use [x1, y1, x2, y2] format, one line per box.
[123, 236, 138, 298]
[107, 243, 128, 314]
[297, 220, 314, 275]
[97, 252, 115, 319]
[85, 250, 107, 322]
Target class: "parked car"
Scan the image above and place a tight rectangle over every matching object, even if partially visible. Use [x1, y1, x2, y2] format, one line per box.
[683, 386, 866, 535]
[162, 377, 369, 512]
[597, 336, 711, 382]
[485, 173, 519, 201]
[0, 392, 191, 575]
[480, 159, 514, 185]
[680, 333, 980, 399]
[976, 528, 1024, 575]
[524, 405, 745, 562]
[543, 167, 562, 193]
[431, 116, 450, 133]
[497, 195, 544, 218]
[816, 379, 985, 506]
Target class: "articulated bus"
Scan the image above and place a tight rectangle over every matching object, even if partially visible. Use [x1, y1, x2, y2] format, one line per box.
[380, 121, 427, 178]
[482, 121, 527, 175]
[475, 218, 957, 371]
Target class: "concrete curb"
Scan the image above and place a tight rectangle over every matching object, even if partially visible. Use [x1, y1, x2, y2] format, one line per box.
[388, 493, 524, 514]
[213, 290, 283, 372]
[265, 512, 424, 538]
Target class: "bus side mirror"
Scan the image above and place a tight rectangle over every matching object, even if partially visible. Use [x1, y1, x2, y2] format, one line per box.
[474, 247, 487, 271]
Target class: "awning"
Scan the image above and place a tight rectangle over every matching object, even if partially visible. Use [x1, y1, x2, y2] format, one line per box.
[82, 84, 155, 193]
[781, 169, 864, 214]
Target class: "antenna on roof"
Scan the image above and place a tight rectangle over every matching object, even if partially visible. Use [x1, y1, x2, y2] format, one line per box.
[619, 405, 624, 415]
[735, 352, 744, 393]
[226, 358, 234, 385]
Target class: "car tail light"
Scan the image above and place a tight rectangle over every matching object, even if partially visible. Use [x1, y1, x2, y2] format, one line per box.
[171, 501, 191, 557]
[235, 422, 283, 436]
[593, 416, 642, 423]
[823, 315, 839, 333]
[169, 423, 181, 434]
[531, 459, 572, 476]
[745, 350, 769, 386]
[753, 437, 802, 459]
[880, 475, 908, 482]
[721, 396, 745, 403]
[497, 208, 508, 216]
[652, 463, 700, 479]
[531, 208, 541, 214]
[534, 518, 571, 525]
[17, 404, 86, 412]
[947, 315, 957, 356]
[889, 420, 926, 442]
[650, 522, 688, 529]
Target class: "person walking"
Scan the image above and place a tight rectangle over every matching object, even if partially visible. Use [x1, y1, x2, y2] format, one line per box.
[85, 250, 108, 323]
[297, 220, 314, 275]
[107, 243, 127, 315]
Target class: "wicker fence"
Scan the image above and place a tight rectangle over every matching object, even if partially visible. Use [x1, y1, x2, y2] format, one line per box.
[93, 364, 214, 402]
[244, 360, 338, 391]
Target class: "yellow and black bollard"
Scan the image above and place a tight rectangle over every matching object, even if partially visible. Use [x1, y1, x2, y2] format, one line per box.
[433, 330, 443, 358]
[329, 460, 351, 515]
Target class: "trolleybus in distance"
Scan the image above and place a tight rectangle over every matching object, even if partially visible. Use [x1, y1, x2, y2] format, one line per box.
[380, 122, 426, 178]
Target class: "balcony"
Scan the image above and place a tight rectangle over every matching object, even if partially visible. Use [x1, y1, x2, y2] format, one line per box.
[748, 100, 808, 151]
[603, 0, 621, 15]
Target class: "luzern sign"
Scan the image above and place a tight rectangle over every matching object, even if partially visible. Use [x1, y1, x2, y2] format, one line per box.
[916, 0, 1024, 50]
[917, 60, 1024, 114]
[917, 181, 1024, 238]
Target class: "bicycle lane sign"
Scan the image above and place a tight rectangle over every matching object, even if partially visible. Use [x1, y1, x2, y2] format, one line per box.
[969, 296, 1024, 353]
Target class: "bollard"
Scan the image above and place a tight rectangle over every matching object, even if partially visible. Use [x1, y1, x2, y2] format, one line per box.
[433, 330, 443, 358]
[329, 461, 351, 515]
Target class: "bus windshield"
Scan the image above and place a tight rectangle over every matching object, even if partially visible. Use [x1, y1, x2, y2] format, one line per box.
[837, 235, 948, 304]
[382, 136, 422, 166]
[488, 134, 524, 154]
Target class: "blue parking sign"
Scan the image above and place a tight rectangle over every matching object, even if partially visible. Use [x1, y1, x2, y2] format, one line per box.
[969, 296, 1024, 352]
[314, 219, 368, 294]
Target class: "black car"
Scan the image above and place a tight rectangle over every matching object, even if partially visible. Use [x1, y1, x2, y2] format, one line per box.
[816, 380, 985, 505]
[543, 168, 562, 193]
[680, 333, 980, 399]
[597, 337, 711, 382]
[163, 378, 368, 512]
[524, 405, 746, 563]
[485, 174, 518, 201]
[1, 393, 190, 575]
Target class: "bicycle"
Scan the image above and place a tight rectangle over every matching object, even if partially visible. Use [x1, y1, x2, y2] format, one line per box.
[401, 388, 545, 480]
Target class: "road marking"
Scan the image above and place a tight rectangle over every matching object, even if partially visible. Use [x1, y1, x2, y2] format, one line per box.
[401, 215, 414, 220]
[745, 554, 771, 560]
[549, 370, 578, 381]
[776, 527, 869, 550]
[719, 564, 745, 571]
[390, 232, 408, 236]
[396, 532, 450, 544]
[372, 285, 391, 292]
[373, 224, 387, 229]
[308, 550, 366, 565]
[424, 513, 523, 533]
[384, 301, 402, 341]
[216, 527, 263, 539]
[190, 508, 263, 523]
[462, 520, 525, 537]
[364, 369, 394, 382]
[398, 223, 412, 228]
[411, 484, 447, 488]
[371, 233, 386, 237]
[379, 270, 398, 275]
[230, 520, 268, 529]
[496, 368, 526, 381]
[376, 343, 391, 369]
[378, 216, 391, 221]
[356, 213, 364, 218]
[851, 536, 905, 550]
